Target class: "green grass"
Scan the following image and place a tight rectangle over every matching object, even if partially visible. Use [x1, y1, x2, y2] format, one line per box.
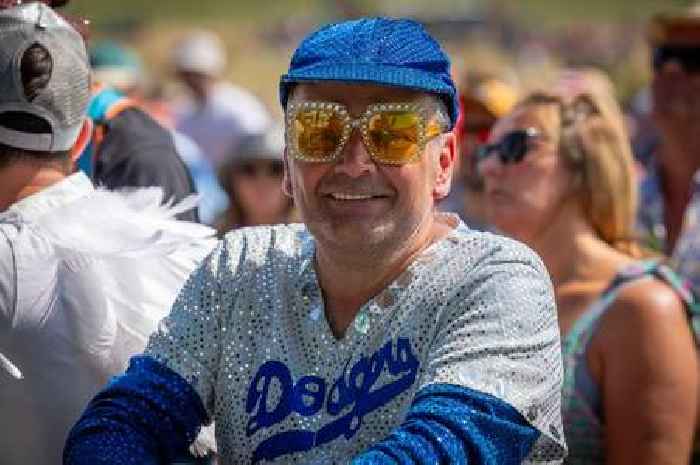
[67, 0, 692, 25]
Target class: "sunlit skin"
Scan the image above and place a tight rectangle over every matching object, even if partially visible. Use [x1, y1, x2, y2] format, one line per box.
[0, 119, 92, 212]
[479, 102, 698, 465]
[284, 82, 456, 337]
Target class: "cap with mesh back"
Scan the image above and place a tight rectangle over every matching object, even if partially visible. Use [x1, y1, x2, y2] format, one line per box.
[279, 17, 459, 130]
[0, 2, 89, 152]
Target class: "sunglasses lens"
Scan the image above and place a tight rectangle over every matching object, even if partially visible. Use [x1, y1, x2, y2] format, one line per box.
[476, 130, 533, 164]
[501, 131, 529, 163]
[238, 161, 284, 178]
[654, 46, 700, 73]
[238, 163, 256, 177]
[293, 109, 345, 161]
[367, 111, 421, 163]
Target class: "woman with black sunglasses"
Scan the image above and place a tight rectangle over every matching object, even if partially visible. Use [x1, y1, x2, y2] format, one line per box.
[215, 126, 297, 237]
[478, 89, 700, 465]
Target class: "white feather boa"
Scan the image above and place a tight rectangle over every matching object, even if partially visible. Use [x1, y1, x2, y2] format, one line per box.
[34, 187, 217, 337]
[2, 186, 219, 455]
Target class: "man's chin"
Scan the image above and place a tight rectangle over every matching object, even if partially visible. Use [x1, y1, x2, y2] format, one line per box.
[312, 221, 394, 252]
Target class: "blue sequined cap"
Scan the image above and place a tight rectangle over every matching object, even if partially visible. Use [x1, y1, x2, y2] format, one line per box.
[279, 17, 460, 129]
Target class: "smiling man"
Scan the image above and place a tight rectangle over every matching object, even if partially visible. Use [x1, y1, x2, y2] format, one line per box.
[65, 17, 566, 465]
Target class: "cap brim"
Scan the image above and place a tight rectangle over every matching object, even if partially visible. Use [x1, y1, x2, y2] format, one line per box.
[282, 62, 453, 94]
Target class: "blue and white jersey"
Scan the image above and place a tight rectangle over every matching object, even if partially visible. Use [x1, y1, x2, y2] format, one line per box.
[141, 216, 566, 464]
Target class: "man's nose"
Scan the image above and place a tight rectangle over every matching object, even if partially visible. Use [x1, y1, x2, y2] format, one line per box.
[333, 130, 376, 177]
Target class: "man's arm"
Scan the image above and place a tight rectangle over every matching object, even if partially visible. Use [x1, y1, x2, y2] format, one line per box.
[64, 241, 231, 464]
[352, 241, 566, 465]
[63, 356, 208, 465]
[352, 384, 539, 465]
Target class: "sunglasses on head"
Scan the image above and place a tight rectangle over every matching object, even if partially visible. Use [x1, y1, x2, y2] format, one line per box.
[653, 45, 700, 74]
[475, 127, 540, 164]
[236, 161, 284, 178]
[285, 100, 446, 165]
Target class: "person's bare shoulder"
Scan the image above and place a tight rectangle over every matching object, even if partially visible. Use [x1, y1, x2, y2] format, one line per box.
[597, 277, 691, 349]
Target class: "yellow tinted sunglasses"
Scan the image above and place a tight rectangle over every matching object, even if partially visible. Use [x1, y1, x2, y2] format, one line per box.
[285, 100, 446, 165]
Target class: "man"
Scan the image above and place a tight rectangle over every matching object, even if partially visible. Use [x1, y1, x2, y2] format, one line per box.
[639, 4, 700, 290]
[0, 4, 216, 465]
[65, 17, 566, 465]
[172, 30, 271, 167]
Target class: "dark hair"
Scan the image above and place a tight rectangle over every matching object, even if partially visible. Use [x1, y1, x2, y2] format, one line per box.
[0, 43, 70, 169]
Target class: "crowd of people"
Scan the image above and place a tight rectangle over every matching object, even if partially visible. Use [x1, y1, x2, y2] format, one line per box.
[0, 1, 700, 464]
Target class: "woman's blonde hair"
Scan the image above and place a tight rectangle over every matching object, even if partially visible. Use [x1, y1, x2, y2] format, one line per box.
[515, 89, 641, 257]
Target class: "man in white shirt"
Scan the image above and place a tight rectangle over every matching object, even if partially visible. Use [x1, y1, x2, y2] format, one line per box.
[0, 4, 216, 465]
[172, 30, 271, 167]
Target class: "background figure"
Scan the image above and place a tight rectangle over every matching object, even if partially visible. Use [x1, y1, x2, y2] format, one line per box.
[89, 39, 228, 225]
[444, 70, 518, 229]
[89, 40, 145, 95]
[78, 37, 200, 222]
[0, 4, 216, 465]
[478, 89, 699, 464]
[172, 30, 271, 167]
[215, 126, 295, 236]
[554, 67, 631, 165]
[638, 4, 700, 291]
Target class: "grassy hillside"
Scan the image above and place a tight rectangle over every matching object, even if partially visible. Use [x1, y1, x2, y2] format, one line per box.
[68, 0, 691, 25]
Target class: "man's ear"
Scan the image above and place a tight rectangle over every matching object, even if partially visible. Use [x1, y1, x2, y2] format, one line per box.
[282, 147, 293, 198]
[433, 131, 457, 200]
[68, 118, 93, 165]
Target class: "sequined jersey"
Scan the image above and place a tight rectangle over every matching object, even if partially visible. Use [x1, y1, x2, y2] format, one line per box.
[136, 221, 566, 464]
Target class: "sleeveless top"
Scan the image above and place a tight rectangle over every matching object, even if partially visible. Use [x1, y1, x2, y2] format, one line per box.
[561, 260, 700, 465]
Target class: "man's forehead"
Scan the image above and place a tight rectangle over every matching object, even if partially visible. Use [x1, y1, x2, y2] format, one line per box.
[292, 82, 429, 106]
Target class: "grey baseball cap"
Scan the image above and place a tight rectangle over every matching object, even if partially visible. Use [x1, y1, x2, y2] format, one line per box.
[0, 2, 90, 152]
[224, 124, 285, 166]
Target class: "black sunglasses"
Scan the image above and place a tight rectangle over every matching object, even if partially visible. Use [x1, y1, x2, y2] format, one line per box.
[236, 161, 284, 178]
[653, 45, 700, 74]
[475, 128, 540, 164]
